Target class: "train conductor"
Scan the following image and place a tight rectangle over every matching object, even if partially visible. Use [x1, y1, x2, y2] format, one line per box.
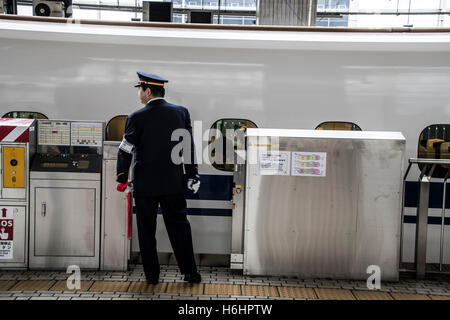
[116, 71, 201, 285]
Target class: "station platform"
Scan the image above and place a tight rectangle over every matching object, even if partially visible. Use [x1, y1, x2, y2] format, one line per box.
[0, 264, 450, 300]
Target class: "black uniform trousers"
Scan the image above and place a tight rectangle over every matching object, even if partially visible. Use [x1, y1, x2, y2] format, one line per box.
[134, 194, 197, 279]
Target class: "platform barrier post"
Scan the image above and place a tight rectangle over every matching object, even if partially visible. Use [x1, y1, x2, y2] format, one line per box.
[415, 170, 432, 279]
[439, 170, 449, 271]
[404, 159, 450, 278]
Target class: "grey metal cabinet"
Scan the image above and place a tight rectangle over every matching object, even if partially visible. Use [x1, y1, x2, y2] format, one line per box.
[238, 129, 405, 281]
[34, 187, 96, 257]
[29, 172, 101, 269]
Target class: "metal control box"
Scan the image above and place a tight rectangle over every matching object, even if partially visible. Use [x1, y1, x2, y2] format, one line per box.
[29, 120, 103, 270]
[0, 118, 36, 269]
[236, 129, 405, 281]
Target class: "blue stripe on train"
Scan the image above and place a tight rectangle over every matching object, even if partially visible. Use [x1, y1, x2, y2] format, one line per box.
[404, 181, 450, 209]
[131, 174, 233, 216]
[185, 178, 450, 209]
[404, 215, 450, 225]
[184, 174, 233, 201]
[130, 177, 449, 219]
[131, 207, 450, 222]
[132, 206, 232, 217]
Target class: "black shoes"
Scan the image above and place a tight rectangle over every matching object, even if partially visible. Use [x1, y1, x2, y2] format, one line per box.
[184, 272, 201, 284]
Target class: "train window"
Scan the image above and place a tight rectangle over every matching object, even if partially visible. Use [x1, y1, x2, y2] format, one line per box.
[315, 121, 362, 131]
[2, 111, 48, 120]
[209, 119, 257, 172]
[418, 124, 450, 178]
[105, 115, 127, 141]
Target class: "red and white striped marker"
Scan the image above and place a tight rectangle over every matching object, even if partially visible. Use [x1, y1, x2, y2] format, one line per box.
[0, 118, 35, 143]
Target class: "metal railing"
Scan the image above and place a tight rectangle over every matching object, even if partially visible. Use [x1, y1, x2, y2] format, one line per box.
[402, 158, 450, 278]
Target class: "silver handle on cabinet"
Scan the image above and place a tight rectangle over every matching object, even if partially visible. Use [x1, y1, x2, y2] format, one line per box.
[41, 202, 46, 217]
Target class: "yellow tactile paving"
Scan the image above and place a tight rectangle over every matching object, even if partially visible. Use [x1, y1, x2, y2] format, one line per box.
[391, 293, 431, 300]
[204, 284, 241, 296]
[49, 280, 94, 291]
[89, 281, 131, 292]
[429, 295, 450, 300]
[9, 280, 56, 291]
[352, 290, 393, 300]
[166, 283, 204, 295]
[277, 286, 317, 299]
[127, 281, 167, 293]
[315, 288, 356, 300]
[241, 285, 279, 297]
[0, 280, 17, 291]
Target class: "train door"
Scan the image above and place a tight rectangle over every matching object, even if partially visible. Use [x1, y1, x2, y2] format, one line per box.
[206, 119, 257, 265]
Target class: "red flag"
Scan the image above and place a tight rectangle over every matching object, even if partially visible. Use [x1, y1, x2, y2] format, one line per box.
[126, 192, 132, 240]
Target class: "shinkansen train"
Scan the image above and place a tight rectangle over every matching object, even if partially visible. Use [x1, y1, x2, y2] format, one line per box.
[0, 15, 449, 269]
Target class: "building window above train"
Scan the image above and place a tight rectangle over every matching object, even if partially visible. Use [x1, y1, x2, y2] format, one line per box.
[2, 111, 48, 120]
[315, 121, 362, 131]
[209, 118, 257, 172]
[418, 124, 450, 178]
[105, 115, 127, 141]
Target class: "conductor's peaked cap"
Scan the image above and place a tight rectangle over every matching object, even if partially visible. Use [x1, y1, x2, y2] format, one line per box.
[135, 71, 169, 87]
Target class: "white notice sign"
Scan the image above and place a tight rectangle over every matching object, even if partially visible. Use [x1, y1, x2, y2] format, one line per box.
[291, 152, 327, 177]
[258, 151, 290, 176]
[38, 121, 71, 146]
[71, 122, 103, 147]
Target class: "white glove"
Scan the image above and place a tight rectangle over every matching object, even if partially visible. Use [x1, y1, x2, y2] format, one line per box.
[187, 178, 200, 194]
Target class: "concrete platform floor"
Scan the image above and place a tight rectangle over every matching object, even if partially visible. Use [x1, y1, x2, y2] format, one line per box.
[0, 264, 449, 300]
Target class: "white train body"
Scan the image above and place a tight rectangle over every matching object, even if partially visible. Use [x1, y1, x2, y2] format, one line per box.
[0, 17, 449, 264]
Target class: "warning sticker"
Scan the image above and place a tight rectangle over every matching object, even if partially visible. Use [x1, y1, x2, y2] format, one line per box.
[291, 152, 327, 177]
[0, 207, 14, 259]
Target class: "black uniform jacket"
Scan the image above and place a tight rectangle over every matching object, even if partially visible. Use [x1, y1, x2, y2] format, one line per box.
[116, 99, 198, 196]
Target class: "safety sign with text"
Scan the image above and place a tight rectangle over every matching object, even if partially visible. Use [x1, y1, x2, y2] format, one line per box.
[0, 207, 14, 259]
